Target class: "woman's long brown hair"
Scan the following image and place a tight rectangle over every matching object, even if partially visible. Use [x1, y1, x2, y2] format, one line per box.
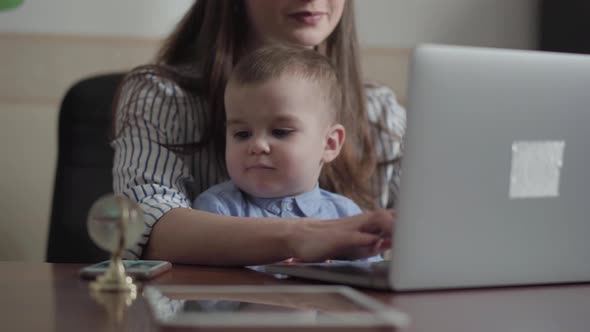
[118, 0, 378, 209]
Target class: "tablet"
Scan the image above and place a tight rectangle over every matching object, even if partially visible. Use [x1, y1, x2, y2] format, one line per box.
[143, 285, 409, 328]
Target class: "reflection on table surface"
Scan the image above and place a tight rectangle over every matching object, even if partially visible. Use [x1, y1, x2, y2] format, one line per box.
[159, 288, 368, 312]
[145, 285, 408, 328]
[2, 262, 590, 332]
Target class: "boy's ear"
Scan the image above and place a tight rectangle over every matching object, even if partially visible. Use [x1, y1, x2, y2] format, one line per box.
[322, 124, 345, 163]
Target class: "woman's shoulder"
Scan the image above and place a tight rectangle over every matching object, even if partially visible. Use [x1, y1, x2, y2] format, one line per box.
[364, 82, 397, 98]
[114, 65, 208, 140]
[120, 65, 197, 100]
[116, 65, 208, 118]
[363, 82, 403, 110]
[363, 82, 406, 133]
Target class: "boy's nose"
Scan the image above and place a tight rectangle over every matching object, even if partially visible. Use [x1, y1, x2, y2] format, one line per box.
[248, 137, 270, 154]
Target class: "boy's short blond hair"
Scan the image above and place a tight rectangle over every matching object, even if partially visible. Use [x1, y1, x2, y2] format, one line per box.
[227, 45, 342, 121]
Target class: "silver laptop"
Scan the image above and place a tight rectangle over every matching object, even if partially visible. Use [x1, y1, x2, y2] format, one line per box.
[266, 44, 590, 291]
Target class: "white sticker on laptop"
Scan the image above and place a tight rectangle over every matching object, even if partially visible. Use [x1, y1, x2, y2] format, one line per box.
[509, 141, 565, 199]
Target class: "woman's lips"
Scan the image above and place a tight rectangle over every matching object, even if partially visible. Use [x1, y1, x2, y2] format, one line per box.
[288, 11, 325, 25]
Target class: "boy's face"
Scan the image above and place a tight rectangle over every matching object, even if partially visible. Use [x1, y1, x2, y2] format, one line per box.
[224, 76, 343, 198]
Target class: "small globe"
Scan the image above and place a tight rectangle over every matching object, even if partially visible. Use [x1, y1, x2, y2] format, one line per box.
[87, 195, 145, 253]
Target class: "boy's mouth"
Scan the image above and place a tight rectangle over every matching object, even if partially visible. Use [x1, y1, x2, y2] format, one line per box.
[246, 163, 275, 170]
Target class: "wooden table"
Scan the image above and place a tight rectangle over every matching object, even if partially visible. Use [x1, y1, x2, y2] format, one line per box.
[2, 262, 590, 331]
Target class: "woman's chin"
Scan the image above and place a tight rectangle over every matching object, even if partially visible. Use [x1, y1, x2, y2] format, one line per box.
[284, 33, 327, 49]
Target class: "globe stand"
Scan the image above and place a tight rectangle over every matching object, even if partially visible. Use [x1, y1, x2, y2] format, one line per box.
[90, 257, 137, 293]
[87, 195, 144, 294]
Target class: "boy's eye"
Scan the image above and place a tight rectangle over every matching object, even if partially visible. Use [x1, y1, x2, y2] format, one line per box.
[233, 131, 251, 140]
[272, 128, 293, 138]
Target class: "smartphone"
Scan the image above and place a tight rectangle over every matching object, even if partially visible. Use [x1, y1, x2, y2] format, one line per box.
[80, 260, 172, 280]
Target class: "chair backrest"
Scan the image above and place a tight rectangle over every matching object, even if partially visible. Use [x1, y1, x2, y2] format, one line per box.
[46, 73, 125, 263]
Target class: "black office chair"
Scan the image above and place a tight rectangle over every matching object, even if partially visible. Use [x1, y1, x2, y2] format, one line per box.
[46, 73, 125, 263]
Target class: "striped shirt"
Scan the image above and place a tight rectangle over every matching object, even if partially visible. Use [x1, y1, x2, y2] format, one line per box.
[112, 68, 406, 259]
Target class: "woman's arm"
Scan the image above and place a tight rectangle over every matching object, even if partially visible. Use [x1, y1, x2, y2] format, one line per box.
[112, 68, 198, 259]
[145, 208, 393, 266]
[144, 208, 292, 265]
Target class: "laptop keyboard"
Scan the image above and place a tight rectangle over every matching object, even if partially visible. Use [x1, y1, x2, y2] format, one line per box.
[302, 260, 390, 278]
[265, 260, 392, 289]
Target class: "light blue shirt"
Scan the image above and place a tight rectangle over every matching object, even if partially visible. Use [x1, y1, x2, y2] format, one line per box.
[193, 181, 362, 218]
[193, 181, 382, 263]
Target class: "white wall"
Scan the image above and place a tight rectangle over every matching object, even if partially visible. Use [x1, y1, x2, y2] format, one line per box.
[0, 0, 538, 47]
[356, 0, 538, 49]
[0, 0, 193, 37]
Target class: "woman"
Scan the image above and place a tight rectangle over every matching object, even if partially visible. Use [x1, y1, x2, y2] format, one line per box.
[112, 0, 406, 265]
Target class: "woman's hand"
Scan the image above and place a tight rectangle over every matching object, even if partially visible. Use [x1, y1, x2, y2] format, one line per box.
[287, 209, 395, 263]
